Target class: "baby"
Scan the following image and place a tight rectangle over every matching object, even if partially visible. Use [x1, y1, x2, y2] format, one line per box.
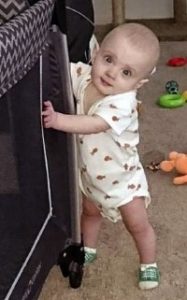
[42, 23, 160, 290]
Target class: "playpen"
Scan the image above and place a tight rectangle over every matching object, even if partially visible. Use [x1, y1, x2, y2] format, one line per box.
[0, 0, 94, 299]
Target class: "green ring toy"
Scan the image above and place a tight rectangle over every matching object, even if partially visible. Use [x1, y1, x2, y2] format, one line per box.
[158, 93, 185, 108]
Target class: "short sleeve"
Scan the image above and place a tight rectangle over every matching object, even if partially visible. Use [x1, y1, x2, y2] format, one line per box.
[93, 92, 137, 135]
[70, 62, 91, 100]
[70, 62, 80, 98]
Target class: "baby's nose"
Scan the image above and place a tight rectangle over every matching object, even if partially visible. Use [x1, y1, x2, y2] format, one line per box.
[106, 66, 118, 79]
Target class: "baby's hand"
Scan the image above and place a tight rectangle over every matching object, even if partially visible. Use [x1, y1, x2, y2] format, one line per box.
[42, 101, 58, 129]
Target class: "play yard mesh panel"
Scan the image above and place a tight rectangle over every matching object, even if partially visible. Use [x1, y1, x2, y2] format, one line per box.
[0, 1, 64, 299]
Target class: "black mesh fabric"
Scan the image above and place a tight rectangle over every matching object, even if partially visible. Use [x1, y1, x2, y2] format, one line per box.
[0, 63, 50, 298]
[0, 1, 62, 299]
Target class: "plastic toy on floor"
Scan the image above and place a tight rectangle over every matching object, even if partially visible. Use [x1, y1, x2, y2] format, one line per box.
[160, 151, 187, 184]
[167, 57, 187, 67]
[157, 80, 186, 108]
[165, 80, 179, 94]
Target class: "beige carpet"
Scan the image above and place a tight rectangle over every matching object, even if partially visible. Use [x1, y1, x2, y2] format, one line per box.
[39, 41, 187, 300]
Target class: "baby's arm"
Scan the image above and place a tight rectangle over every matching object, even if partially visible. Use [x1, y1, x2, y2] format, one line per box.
[42, 101, 109, 134]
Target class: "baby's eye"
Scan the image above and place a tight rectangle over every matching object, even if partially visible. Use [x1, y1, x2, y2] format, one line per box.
[122, 69, 131, 76]
[104, 55, 112, 63]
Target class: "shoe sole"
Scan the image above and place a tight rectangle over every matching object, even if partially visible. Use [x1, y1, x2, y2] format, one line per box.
[139, 281, 159, 290]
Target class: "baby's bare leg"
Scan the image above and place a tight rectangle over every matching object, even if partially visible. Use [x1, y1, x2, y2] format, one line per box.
[81, 194, 102, 248]
[119, 197, 156, 263]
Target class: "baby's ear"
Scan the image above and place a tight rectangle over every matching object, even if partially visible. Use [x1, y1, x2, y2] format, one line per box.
[89, 35, 100, 63]
[90, 47, 98, 63]
[136, 79, 149, 89]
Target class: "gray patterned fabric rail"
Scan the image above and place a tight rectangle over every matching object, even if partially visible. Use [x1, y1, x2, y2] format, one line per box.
[0, 0, 29, 24]
[0, 0, 55, 98]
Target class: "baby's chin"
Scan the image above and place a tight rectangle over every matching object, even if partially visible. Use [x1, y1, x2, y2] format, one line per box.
[104, 88, 132, 95]
[93, 80, 131, 96]
[98, 89, 130, 97]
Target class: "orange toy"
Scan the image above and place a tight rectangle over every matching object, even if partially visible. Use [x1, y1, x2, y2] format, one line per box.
[160, 151, 187, 184]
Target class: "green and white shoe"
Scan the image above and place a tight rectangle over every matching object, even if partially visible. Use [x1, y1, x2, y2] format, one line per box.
[139, 266, 160, 290]
[84, 247, 97, 265]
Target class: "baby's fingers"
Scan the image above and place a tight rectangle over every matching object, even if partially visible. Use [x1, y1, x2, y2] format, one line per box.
[43, 122, 50, 128]
[42, 110, 50, 116]
[43, 100, 53, 108]
[43, 117, 51, 128]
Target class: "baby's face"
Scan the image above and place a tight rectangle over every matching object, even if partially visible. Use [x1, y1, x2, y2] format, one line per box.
[91, 34, 152, 96]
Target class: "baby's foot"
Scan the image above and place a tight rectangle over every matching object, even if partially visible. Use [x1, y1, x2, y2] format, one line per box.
[84, 247, 97, 265]
[139, 265, 160, 290]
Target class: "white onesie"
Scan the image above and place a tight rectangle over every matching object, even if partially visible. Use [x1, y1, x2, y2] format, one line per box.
[71, 62, 151, 222]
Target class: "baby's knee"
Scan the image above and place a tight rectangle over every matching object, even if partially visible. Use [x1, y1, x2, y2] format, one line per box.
[82, 201, 101, 218]
[127, 219, 152, 235]
[82, 208, 101, 218]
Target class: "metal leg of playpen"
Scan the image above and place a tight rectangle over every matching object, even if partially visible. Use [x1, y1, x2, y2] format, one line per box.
[50, 25, 84, 288]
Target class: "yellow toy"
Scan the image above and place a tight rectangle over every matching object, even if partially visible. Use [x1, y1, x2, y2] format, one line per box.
[160, 151, 187, 184]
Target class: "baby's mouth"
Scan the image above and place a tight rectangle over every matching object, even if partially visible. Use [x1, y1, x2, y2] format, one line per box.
[100, 77, 112, 87]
